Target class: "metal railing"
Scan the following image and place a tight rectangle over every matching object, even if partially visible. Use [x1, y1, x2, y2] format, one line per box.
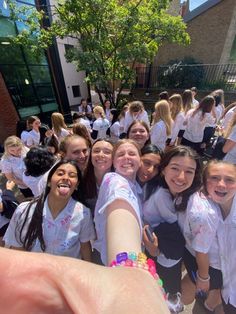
[135, 63, 236, 91]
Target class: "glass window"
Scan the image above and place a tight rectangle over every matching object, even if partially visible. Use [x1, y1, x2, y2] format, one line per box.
[72, 85, 81, 98]
[0, 0, 10, 17]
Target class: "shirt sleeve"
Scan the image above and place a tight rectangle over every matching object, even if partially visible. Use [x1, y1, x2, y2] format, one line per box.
[79, 206, 96, 243]
[92, 120, 99, 131]
[170, 113, 185, 144]
[1, 159, 12, 174]
[228, 126, 236, 142]
[4, 202, 31, 248]
[150, 123, 165, 147]
[187, 194, 219, 254]
[26, 134, 34, 147]
[97, 173, 140, 219]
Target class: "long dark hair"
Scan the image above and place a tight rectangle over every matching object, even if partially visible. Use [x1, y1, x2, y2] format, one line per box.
[82, 139, 114, 201]
[159, 145, 202, 211]
[141, 144, 163, 201]
[17, 159, 81, 251]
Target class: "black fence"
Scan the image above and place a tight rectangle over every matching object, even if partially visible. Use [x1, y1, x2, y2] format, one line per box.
[135, 63, 236, 91]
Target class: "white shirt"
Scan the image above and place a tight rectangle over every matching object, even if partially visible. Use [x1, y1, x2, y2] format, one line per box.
[110, 121, 120, 143]
[223, 125, 236, 164]
[1, 151, 28, 189]
[53, 128, 70, 142]
[22, 173, 43, 197]
[221, 107, 236, 131]
[26, 129, 40, 147]
[92, 118, 110, 139]
[192, 98, 199, 107]
[213, 195, 236, 307]
[143, 187, 180, 267]
[170, 112, 185, 145]
[77, 118, 92, 132]
[124, 110, 150, 133]
[150, 120, 167, 151]
[78, 105, 92, 113]
[4, 197, 95, 258]
[21, 131, 30, 146]
[177, 192, 220, 269]
[94, 172, 143, 265]
[183, 109, 215, 143]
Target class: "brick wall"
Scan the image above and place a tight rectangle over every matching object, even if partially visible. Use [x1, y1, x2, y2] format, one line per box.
[0, 73, 19, 144]
[154, 0, 236, 66]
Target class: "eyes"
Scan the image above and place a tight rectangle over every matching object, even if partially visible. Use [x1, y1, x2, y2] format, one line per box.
[208, 176, 236, 185]
[142, 160, 159, 169]
[56, 170, 78, 178]
[170, 166, 195, 176]
[92, 148, 112, 155]
[116, 151, 138, 158]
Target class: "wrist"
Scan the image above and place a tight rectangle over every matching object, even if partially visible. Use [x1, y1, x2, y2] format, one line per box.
[196, 271, 210, 282]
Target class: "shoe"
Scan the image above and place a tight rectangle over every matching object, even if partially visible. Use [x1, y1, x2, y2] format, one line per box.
[166, 292, 185, 313]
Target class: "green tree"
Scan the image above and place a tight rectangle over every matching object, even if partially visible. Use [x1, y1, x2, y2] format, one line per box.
[8, 0, 190, 106]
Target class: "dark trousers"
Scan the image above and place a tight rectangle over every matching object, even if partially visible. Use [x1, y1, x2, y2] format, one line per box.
[157, 260, 182, 295]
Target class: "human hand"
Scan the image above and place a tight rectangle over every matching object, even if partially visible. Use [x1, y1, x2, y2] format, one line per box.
[143, 225, 159, 257]
[6, 180, 16, 191]
[0, 247, 169, 314]
[196, 276, 210, 294]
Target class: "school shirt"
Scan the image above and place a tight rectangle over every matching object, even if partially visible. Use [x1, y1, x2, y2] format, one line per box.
[78, 105, 92, 113]
[20, 131, 30, 146]
[192, 98, 199, 107]
[170, 112, 185, 145]
[212, 195, 236, 307]
[53, 128, 70, 142]
[110, 121, 120, 143]
[26, 129, 41, 147]
[1, 153, 27, 189]
[124, 110, 150, 133]
[222, 107, 236, 131]
[223, 125, 236, 164]
[183, 109, 215, 143]
[206, 105, 224, 128]
[78, 118, 92, 131]
[177, 192, 220, 269]
[150, 120, 167, 151]
[22, 173, 43, 197]
[92, 117, 110, 139]
[94, 172, 143, 265]
[143, 187, 180, 267]
[4, 197, 95, 258]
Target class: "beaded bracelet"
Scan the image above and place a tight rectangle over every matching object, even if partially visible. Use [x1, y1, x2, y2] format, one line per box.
[196, 271, 210, 282]
[110, 252, 166, 299]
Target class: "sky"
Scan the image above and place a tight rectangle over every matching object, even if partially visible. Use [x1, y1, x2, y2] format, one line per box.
[181, 0, 208, 11]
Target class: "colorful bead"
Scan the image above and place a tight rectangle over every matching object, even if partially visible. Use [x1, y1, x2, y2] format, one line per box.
[109, 252, 166, 299]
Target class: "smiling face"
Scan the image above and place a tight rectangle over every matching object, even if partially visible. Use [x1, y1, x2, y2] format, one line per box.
[49, 163, 78, 200]
[92, 141, 113, 174]
[128, 123, 149, 148]
[162, 156, 196, 196]
[113, 143, 141, 181]
[137, 153, 161, 183]
[8, 145, 22, 157]
[32, 119, 41, 131]
[64, 137, 89, 172]
[206, 163, 236, 210]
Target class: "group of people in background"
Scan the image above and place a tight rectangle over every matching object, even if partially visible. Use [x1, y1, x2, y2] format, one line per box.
[0, 87, 236, 314]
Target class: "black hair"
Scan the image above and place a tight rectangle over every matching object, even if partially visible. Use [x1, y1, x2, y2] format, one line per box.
[17, 159, 81, 251]
[159, 145, 202, 211]
[159, 91, 169, 101]
[110, 108, 120, 126]
[140, 144, 163, 201]
[24, 146, 56, 177]
[44, 134, 59, 154]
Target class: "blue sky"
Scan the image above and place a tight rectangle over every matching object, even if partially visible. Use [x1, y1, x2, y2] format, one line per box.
[181, 0, 208, 10]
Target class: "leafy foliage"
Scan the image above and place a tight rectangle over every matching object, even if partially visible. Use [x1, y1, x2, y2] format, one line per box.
[7, 0, 190, 106]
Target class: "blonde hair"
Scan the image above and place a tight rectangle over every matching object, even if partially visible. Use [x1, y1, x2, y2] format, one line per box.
[224, 111, 236, 138]
[93, 106, 106, 119]
[153, 100, 172, 136]
[51, 112, 67, 135]
[3, 135, 25, 158]
[169, 94, 183, 120]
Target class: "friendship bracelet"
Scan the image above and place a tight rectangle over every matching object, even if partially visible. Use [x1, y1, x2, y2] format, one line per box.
[196, 271, 210, 282]
[110, 252, 166, 298]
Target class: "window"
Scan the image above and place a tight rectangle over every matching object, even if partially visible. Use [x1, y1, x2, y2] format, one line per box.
[72, 85, 81, 98]
[64, 44, 74, 53]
